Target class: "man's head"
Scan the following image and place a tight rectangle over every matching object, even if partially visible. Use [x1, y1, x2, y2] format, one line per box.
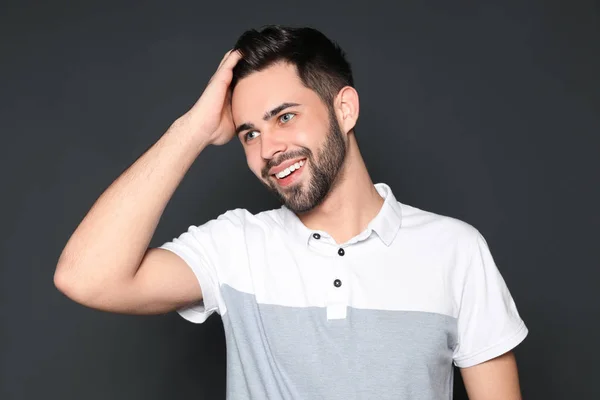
[230, 25, 359, 213]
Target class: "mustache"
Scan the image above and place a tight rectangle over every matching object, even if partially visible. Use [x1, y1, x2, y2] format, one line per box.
[261, 148, 312, 178]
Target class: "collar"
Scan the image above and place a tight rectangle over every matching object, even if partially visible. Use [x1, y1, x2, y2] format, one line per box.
[280, 183, 403, 247]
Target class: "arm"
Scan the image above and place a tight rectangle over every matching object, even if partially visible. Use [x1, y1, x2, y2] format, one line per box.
[54, 49, 242, 314]
[54, 122, 208, 313]
[460, 351, 522, 400]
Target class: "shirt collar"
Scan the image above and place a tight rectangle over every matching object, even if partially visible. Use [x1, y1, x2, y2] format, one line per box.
[280, 182, 402, 247]
[367, 183, 403, 246]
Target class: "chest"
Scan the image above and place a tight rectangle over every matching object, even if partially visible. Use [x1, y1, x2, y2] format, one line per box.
[238, 240, 458, 320]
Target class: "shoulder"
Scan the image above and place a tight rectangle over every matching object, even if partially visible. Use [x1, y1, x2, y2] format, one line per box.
[205, 206, 286, 231]
[398, 202, 482, 251]
[171, 207, 285, 253]
[399, 202, 480, 237]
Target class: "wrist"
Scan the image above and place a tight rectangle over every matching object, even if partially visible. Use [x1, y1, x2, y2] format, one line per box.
[169, 114, 213, 150]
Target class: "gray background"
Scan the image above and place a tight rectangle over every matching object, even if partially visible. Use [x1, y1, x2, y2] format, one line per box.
[1, 1, 599, 399]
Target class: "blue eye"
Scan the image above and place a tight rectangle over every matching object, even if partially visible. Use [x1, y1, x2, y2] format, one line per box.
[244, 131, 260, 142]
[243, 113, 295, 143]
[279, 113, 295, 123]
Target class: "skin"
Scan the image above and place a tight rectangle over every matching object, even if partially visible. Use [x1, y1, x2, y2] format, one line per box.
[230, 58, 523, 399]
[237, 87, 347, 213]
[461, 351, 523, 400]
[231, 61, 384, 243]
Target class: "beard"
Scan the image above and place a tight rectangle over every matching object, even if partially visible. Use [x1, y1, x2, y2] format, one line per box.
[260, 108, 347, 214]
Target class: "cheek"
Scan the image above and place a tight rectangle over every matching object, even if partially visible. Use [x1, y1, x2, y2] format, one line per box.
[294, 130, 311, 145]
[292, 121, 322, 148]
[298, 127, 328, 153]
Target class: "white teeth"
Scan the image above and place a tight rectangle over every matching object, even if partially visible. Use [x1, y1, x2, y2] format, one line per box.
[276, 160, 305, 179]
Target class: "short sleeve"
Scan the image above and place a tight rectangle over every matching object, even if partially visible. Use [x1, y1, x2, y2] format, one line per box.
[453, 231, 528, 368]
[158, 209, 244, 324]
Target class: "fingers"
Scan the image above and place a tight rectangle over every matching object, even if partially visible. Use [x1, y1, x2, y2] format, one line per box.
[217, 50, 233, 69]
[219, 49, 243, 71]
[207, 49, 243, 87]
[217, 49, 242, 70]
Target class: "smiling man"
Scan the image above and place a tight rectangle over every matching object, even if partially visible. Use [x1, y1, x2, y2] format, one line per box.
[233, 60, 351, 218]
[55, 26, 528, 399]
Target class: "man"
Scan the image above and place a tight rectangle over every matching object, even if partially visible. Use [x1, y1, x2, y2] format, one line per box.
[54, 25, 528, 399]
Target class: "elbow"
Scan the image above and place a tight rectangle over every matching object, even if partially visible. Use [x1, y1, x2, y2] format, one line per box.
[53, 266, 74, 297]
[53, 261, 130, 312]
[54, 250, 78, 296]
[53, 261, 98, 306]
[54, 264, 83, 303]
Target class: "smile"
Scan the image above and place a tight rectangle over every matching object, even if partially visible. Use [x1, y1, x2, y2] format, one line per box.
[271, 159, 307, 188]
[274, 159, 305, 179]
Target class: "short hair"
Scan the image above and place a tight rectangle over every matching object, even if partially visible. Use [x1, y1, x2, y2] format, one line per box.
[231, 25, 354, 109]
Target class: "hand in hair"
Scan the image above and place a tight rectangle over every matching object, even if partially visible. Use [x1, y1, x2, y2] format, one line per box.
[181, 49, 243, 146]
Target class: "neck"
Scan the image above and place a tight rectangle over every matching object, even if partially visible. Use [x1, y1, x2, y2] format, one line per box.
[297, 133, 384, 244]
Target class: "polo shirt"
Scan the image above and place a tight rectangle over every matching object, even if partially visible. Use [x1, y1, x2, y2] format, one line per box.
[159, 182, 528, 399]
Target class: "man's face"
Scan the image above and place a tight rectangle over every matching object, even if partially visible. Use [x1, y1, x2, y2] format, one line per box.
[231, 62, 347, 213]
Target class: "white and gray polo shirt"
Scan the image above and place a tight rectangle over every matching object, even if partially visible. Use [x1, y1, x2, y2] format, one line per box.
[159, 183, 528, 399]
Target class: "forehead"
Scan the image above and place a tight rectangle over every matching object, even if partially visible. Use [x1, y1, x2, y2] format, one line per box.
[231, 62, 319, 122]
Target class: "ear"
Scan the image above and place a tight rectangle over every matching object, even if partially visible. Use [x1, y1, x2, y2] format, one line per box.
[334, 86, 360, 134]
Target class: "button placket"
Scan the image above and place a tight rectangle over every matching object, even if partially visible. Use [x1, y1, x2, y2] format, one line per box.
[326, 249, 349, 320]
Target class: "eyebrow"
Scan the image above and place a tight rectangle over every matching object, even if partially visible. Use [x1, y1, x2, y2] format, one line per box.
[235, 102, 301, 136]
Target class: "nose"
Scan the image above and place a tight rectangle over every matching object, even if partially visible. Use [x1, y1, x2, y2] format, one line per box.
[260, 130, 287, 161]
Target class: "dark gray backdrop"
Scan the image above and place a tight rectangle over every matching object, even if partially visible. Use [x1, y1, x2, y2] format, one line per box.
[1, 1, 598, 399]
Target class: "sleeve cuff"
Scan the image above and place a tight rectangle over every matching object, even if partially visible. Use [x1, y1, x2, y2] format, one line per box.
[158, 243, 220, 324]
[454, 321, 529, 368]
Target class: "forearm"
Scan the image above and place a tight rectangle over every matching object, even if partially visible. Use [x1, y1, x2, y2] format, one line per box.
[54, 116, 209, 299]
[461, 352, 522, 400]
